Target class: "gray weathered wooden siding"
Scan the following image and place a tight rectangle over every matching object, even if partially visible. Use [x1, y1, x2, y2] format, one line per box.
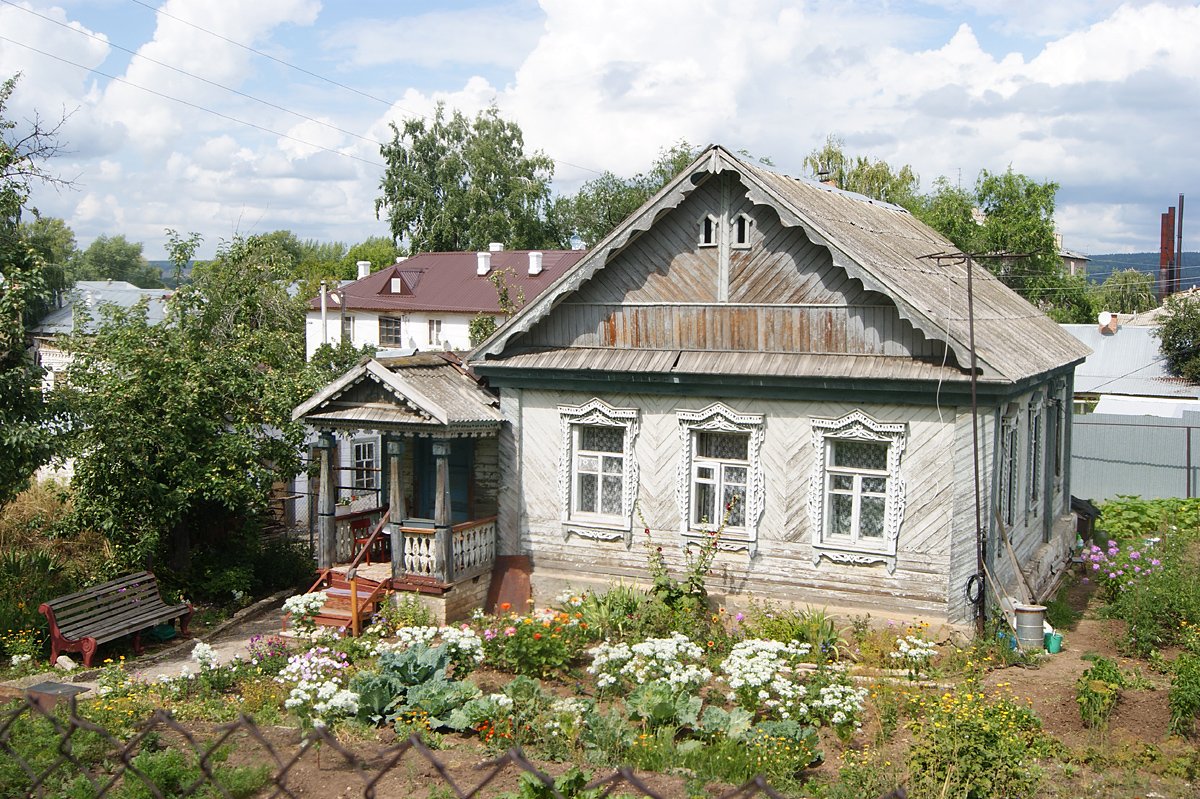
[947, 407, 996, 624]
[497, 391, 523, 555]
[514, 388, 964, 620]
[520, 172, 941, 359]
[474, 436, 500, 519]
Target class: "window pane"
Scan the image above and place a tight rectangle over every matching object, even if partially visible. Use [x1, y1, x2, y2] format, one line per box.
[831, 495, 853, 536]
[696, 431, 748, 461]
[693, 482, 716, 525]
[602, 455, 623, 475]
[577, 454, 599, 473]
[833, 440, 887, 470]
[723, 465, 747, 486]
[722, 486, 746, 527]
[577, 473, 597, 513]
[580, 425, 623, 453]
[601, 476, 622, 515]
[862, 476, 887, 494]
[695, 465, 715, 482]
[860, 497, 886, 538]
[832, 474, 853, 491]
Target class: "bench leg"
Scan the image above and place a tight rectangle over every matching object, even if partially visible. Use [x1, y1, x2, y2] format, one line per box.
[179, 607, 194, 637]
[132, 630, 144, 656]
[81, 638, 98, 669]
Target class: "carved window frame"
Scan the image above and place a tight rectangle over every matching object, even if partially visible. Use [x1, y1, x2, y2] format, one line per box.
[676, 403, 765, 554]
[731, 213, 753, 249]
[559, 399, 640, 547]
[1026, 393, 1045, 519]
[808, 411, 907, 573]
[699, 214, 719, 248]
[999, 412, 1019, 528]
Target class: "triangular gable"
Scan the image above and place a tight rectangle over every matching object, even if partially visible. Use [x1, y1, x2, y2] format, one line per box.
[471, 145, 1088, 384]
[292, 358, 449, 424]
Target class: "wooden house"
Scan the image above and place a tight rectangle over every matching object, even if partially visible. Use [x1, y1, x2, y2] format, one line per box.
[465, 145, 1090, 626]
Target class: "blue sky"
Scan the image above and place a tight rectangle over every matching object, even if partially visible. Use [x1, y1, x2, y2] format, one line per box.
[1, 0, 1197, 260]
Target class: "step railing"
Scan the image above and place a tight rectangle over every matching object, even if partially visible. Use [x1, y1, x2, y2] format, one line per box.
[346, 512, 391, 636]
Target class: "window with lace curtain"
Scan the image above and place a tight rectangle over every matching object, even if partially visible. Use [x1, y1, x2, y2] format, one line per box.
[571, 425, 625, 520]
[558, 400, 640, 536]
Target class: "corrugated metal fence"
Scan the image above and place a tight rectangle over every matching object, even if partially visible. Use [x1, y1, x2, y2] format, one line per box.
[1072, 412, 1200, 501]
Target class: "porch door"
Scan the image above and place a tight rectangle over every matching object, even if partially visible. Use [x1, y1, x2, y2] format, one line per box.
[414, 438, 474, 523]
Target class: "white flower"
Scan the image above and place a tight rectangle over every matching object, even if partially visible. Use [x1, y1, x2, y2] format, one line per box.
[190, 642, 218, 670]
[11, 654, 31, 666]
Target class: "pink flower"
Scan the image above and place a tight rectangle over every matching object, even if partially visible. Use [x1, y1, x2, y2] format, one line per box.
[504, 626, 517, 637]
[1092, 564, 1100, 570]
[1130, 551, 1140, 560]
[1152, 558, 1161, 566]
[1134, 566, 1141, 573]
[1109, 572, 1117, 579]
[735, 612, 744, 622]
[483, 629, 497, 640]
[1107, 540, 1117, 547]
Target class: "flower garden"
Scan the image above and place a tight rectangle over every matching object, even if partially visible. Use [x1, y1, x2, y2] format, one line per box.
[4, 496, 1200, 798]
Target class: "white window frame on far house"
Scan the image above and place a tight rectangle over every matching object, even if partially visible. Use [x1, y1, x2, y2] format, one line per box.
[558, 399, 640, 546]
[427, 318, 443, 347]
[808, 411, 907, 573]
[378, 316, 404, 347]
[676, 403, 765, 554]
[352, 438, 379, 492]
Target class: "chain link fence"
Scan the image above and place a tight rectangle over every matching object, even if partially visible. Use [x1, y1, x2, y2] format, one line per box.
[0, 695, 908, 799]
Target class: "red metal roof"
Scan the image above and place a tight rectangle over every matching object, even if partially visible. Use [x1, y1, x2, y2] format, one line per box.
[307, 250, 587, 314]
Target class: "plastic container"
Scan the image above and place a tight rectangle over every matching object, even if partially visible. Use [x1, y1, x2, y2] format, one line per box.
[1014, 604, 1048, 650]
[1044, 632, 1063, 653]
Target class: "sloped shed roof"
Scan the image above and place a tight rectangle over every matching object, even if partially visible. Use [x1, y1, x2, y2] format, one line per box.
[1062, 323, 1200, 399]
[471, 146, 1088, 386]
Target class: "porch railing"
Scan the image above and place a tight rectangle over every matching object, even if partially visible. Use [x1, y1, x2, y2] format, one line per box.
[399, 516, 497, 584]
[334, 505, 387, 562]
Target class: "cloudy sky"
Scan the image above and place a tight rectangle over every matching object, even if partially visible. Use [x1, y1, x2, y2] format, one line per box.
[1, 0, 1197, 261]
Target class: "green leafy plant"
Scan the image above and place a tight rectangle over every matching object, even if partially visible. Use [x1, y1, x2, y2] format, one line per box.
[482, 610, 589, 678]
[503, 767, 600, 799]
[1077, 657, 1123, 728]
[1169, 652, 1200, 736]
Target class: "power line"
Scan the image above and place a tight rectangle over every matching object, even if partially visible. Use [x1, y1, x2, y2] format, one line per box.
[2, 0, 384, 149]
[0, 35, 387, 168]
[125, 0, 605, 178]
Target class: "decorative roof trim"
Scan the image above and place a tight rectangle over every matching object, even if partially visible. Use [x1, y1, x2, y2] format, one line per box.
[292, 358, 450, 425]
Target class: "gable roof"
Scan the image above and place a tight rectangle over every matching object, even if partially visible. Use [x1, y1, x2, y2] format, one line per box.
[306, 250, 586, 315]
[292, 352, 502, 431]
[34, 281, 174, 336]
[470, 145, 1088, 385]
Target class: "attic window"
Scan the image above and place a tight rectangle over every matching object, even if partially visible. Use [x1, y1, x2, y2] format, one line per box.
[699, 214, 718, 248]
[731, 214, 752, 249]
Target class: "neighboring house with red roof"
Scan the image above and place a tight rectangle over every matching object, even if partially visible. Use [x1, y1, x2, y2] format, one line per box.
[304, 246, 586, 359]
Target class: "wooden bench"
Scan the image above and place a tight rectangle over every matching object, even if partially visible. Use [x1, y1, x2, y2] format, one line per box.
[39, 571, 193, 668]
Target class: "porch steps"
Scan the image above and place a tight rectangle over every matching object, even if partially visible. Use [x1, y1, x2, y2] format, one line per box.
[311, 573, 390, 632]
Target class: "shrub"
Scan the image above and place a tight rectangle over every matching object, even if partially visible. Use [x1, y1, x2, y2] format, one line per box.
[481, 609, 589, 678]
[1170, 652, 1200, 736]
[907, 681, 1050, 799]
[1077, 657, 1123, 728]
[744, 602, 846, 659]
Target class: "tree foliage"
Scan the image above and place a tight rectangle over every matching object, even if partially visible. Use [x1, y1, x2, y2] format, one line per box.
[1156, 292, 1200, 383]
[340, 236, 399, 278]
[553, 141, 700, 248]
[1098, 269, 1157, 315]
[376, 104, 560, 253]
[58, 234, 333, 572]
[68, 234, 163, 288]
[0, 73, 66, 508]
[803, 134, 920, 206]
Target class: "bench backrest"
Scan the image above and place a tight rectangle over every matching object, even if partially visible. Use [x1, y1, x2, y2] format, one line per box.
[42, 571, 173, 632]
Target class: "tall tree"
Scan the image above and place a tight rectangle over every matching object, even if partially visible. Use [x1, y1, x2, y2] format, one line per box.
[20, 215, 74, 313]
[340, 235, 399, 278]
[0, 74, 67, 507]
[59, 234, 321, 572]
[1097, 269, 1157, 315]
[1156, 292, 1200, 383]
[803, 134, 920, 206]
[554, 141, 699, 248]
[376, 103, 559, 253]
[69, 234, 163, 288]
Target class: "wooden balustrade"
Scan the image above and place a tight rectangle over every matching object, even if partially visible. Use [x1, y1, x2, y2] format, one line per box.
[396, 516, 497, 583]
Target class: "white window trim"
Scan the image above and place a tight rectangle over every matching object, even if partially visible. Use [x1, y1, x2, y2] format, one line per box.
[1027, 394, 1045, 518]
[352, 437, 379, 492]
[698, 214, 719, 248]
[731, 213, 753, 249]
[676, 403, 765, 554]
[428, 318, 443, 346]
[999, 413, 1019, 528]
[1052, 380, 1067, 489]
[558, 399, 640, 547]
[808, 411, 907, 574]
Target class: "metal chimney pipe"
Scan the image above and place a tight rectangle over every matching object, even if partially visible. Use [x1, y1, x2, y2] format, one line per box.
[528, 251, 543, 275]
[476, 252, 491, 276]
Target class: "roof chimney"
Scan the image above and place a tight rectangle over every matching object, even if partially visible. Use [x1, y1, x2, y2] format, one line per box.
[356, 260, 371, 280]
[528, 251, 543, 276]
[488, 242, 504, 252]
[476, 251, 491, 276]
[395, 256, 407, 264]
[1098, 311, 1119, 335]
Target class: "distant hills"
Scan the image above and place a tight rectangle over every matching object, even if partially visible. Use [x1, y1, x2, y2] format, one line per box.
[1087, 251, 1200, 290]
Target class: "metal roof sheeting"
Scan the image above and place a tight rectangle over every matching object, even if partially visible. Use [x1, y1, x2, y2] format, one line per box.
[34, 281, 173, 335]
[1062, 323, 1200, 399]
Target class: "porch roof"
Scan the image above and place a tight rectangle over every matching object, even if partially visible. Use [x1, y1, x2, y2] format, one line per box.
[293, 352, 501, 433]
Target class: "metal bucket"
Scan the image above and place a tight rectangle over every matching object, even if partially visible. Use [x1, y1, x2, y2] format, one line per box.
[1013, 604, 1047, 650]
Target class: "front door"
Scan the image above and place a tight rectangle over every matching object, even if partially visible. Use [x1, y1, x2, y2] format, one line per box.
[414, 438, 474, 523]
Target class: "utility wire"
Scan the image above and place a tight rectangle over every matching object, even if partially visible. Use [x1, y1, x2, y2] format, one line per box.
[125, 0, 606, 178]
[0, 35, 387, 168]
[2, 0, 384, 148]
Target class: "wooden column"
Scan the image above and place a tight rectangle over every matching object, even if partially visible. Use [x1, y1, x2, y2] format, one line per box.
[386, 437, 406, 583]
[315, 432, 337, 569]
[433, 438, 453, 583]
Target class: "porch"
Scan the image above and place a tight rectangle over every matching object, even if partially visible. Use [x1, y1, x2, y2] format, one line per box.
[291, 354, 505, 631]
